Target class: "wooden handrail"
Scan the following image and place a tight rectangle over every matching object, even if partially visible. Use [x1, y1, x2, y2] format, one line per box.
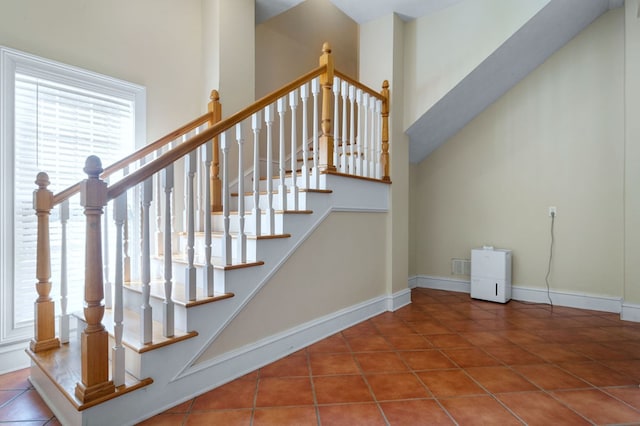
[107, 65, 327, 201]
[334, 70, 386, 102]
[52, 112, 212, 206]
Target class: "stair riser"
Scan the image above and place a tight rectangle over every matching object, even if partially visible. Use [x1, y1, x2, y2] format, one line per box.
[230, 190, 309, 211]
[212, 212, 284, 235]
[176, 234, 259, 263]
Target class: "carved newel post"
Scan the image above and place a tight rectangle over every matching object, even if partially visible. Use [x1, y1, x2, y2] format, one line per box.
[319, 42, 336, 172]
[75, 156, 115, 403]
[209, 90, 223, 212]
[30, 172, 60, 352]
[380, 80, 391, 182]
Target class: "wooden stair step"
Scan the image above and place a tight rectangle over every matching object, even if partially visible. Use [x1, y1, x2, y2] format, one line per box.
[124, 280, 235, 308]
[231, 188, 332, 197]
[26, 343, 153, 411]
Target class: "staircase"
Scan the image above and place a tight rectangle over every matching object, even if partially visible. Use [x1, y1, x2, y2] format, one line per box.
[24, 43, 395, 425]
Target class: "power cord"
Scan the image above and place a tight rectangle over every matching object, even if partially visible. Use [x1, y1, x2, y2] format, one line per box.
[545, 211, 555, 311]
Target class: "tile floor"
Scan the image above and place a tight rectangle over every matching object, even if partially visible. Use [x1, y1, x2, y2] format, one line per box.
[2, 288, 640, 425]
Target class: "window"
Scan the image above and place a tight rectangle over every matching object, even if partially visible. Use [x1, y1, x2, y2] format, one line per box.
[0, 47, 145, 344]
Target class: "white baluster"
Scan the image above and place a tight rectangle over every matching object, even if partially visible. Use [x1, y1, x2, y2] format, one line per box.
[236, 124, 246, 263]
[140, 176, 152, 345]
[162, 165, 175, 336]
[311, 78, 320, 189]
[220, 132, 232, 264]
[348, 85, 356, 175]
[369, 96, 377, 178]
[195, 129, 204, 232]
[300, 83, 310, 190]
[251, 111, 262, 236]
[264, 104, 275, 234]
[333, 76, 340, 170]
[203, 140, 213, 296]
[362, 92, 370, 178]
[289, 89, 299, 210]
[59, 200, 69, 344]
[123, 167, 131, 283]
[356, 89, 364, 176]
[185, 150, 197, 301]
[375, 99, 382, 179]
[112, 193, 126, 387]
[341, 81, 348, 173]
[155, 172, 163, 256]
[277, 97, 288, 211]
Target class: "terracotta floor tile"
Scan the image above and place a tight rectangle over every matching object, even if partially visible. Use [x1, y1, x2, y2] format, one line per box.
[466, 309, 500, 320]
[191, 378, 257, 410]
[374, 322, 416, 335]
[380, 399, 454, 425]
[408, 320, 452, 335]
[465, 366, 537, 393]
[443, 320, 485, 333]
[0, 368, 31, 390]
[309, 353, 359, 376]
[566, 342, 635, 361]
[605, 386, 640, 410]
[399, 350, 457, 371]
[461, 331, 512, 347]
[313, 375, 373, 404]
[441, 348, 501, 368]
[341, 320, 379, 337]
[497, 330, 546, 345]
[384, 334, 433, 350]
[0, 389, 22, 407]
[318, 403, 386, 426]
[431, 310, 469, 322]
[137, 413, 187, 425]
[0, 389, 53, 421]
[355, 352, 408, 373]
[552, 389, 640, 424]
[184, 410, 251, 426]
[417, 369, 485, 397]
[484, 344, 545, 365]
[255, 377, 314, 407]
[253, 406, 317, 425]
[513, 364, 591, 390]
[497, 391, 591, 426]
[426, 333, 473, 349]
[522, 343, 592, 363]
[559, 361, 638, 387]
[345, 335, 393, 352]
[307, 333, 350, 353]
[365, 372, 430, 400]
[260, 354, 309, 377]
[440, 395, 523, 425]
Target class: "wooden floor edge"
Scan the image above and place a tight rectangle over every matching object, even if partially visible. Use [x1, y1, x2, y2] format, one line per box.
[26, 347, 154, 412]
[184, 292, 234, 308]
[136, 330, 199, 354]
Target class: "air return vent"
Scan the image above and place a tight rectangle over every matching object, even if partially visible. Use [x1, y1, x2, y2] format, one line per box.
[451, 258, 471, 275]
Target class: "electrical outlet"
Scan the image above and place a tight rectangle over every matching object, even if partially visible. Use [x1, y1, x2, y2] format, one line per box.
[548, 206, 557, 217]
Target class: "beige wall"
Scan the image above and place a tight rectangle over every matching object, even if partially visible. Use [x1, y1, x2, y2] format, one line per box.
[0, 0, 205, 142]
[197, 212, 387, 361]
[624, 0, 640, 306]
[412, 9, 625, 297]
[403, 0, 549, 130]
[255, 0, 358, 98]
[360, 15, 410, 294]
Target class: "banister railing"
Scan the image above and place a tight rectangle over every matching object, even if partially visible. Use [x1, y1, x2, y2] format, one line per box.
[30, 43, 390, 404]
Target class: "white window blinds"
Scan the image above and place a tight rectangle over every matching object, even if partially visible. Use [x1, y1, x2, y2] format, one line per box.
[13, 73, 136, 325]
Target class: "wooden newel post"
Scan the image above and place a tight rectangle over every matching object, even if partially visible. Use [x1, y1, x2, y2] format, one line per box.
[380, 80, 391, 182]
[209, 90, 223, 212]
[30, 172, 60, 353]
[319, 42, 336, 172]
[75, 155, 115, 403]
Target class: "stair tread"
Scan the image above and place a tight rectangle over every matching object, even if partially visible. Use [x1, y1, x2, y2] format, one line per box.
[231, 188, 332, 197]
[101, 308, 199, 354]
[124, 280, 235, 308]
[26, 343, 153, 411]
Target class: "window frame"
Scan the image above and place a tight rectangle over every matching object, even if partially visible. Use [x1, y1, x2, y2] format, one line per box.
[0, 46, 146, 345]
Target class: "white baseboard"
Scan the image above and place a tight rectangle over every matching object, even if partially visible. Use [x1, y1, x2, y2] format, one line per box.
[0, 340, 30, 375]
[621, 302, 640, 322]
[387, 288, 411, 311]
[411, 275, 625, 316]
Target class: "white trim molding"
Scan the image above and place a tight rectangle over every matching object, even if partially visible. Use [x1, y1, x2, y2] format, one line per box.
[621, 303, 640, 322]
[387, 288, 412, 311]
[411, 275, 626, 317]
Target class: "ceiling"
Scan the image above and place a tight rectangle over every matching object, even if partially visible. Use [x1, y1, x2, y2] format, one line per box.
[255, 0, 466, 24]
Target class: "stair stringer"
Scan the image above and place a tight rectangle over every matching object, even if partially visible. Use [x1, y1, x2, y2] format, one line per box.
[74, 174, 390, 426]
